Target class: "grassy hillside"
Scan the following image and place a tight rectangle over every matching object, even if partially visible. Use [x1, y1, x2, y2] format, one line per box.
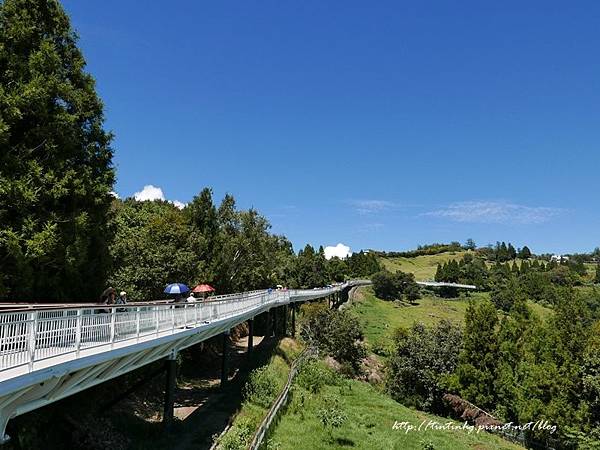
[378, 251, 470, 280]
[215, 338, 302, 450]
[351, 287, 553, 352]
[270, 375, 523, 450]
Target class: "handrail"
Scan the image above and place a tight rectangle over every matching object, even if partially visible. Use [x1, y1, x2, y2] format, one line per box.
[0, 284, 349, 376]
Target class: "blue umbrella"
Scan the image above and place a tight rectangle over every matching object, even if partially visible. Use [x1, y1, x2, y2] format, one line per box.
[164, 283, 190, 295]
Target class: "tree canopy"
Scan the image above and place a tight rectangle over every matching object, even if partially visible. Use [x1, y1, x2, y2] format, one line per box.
[0, 0, 114, 301]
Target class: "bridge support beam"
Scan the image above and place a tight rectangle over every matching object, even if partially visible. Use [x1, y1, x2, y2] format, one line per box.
[273, 308, 278, 337]
[282, 305, 288, 336]
[163, 350, 177, 430]
[220, 330, 230, 388]
[291, 304, 296, 337]
[247, 319, 254, 355]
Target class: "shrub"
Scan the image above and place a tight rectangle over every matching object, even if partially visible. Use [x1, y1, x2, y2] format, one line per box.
[300, 306, 366, 373]
[296, 359, 339, 393]
[217, 417, 255, 450]
[243, 366, 279, 408]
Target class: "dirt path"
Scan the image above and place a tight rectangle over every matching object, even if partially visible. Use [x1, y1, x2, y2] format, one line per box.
[170, 335, 278, 450]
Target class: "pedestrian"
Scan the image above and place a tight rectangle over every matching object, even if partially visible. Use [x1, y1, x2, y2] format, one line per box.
[116, 291, 128, 312]
[117, 291, 128, 305]
[99, 287, 116, 313]
[186, 292, 195, 302]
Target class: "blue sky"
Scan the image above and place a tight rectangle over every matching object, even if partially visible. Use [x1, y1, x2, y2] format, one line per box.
[62, 0, 600, 255]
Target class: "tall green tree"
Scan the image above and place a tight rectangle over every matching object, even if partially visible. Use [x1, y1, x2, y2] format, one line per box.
[0, 0, 114, 301]
[451, 299, 499, 409]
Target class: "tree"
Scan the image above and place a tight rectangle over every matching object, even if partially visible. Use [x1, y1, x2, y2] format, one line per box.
[372, 271, 397, 300]
[518, 246, 532, 259]
[109, 200, 197, 301]
[595, 265, 600, 285]
[464, 238, 476, 250]
[507, 243, 517, 260]
[450, 299, 499, 409]
[387, 320, 462, 413]
[299, 304, 366, 373]
[0, 0, 115, 301]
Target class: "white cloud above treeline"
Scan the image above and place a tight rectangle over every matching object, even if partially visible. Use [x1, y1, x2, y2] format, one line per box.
[133, 184, 186, 209]
[324, 243, 352, 260]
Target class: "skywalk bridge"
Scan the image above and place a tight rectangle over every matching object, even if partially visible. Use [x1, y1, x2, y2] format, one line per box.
[0, 281, 369, 443]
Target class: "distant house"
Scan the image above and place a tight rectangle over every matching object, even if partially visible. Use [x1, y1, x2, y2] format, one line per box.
[550, 254, 569, 263]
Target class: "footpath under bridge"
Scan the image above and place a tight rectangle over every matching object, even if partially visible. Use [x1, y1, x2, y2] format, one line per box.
[0, 281, 370, 443]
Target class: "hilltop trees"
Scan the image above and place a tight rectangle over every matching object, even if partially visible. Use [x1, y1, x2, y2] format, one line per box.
[518, 245, 532, 259]
[0, 0, 115, 300]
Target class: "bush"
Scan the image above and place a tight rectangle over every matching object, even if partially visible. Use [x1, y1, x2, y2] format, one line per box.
[300, 305, 366, 372]
[296, 359, 339, 393]
[243, 366, 280, 408]
[386, 320, 462, 413]
[217, 417, 255, 450]
[372, 270, 420, 301]
[316, 394, 348, 438]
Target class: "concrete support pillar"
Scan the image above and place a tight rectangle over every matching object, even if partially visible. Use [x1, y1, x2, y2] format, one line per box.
[220, 330, 230, 388]
[247, 319, 254, 355]
[273, 308, 278, 337]
[291, 304, 296, 337]
[163, 350, 177, 429]
[282, 305, 288, 336]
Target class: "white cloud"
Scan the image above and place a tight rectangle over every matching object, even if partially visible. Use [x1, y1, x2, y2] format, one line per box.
[324, 243, 352, 260]
[133, 185, 186, 209]
[134, 185, 165, 202]
[109, 191, 120, 199]
[423, 201, 563, 225]
[349, 199, 395, 215]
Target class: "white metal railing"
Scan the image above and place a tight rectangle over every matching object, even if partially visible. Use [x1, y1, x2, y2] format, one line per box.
[0, 285, 343, 375]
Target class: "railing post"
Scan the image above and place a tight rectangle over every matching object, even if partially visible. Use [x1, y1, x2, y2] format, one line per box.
[75, 309, 82, 357]
[171, 305, 175, 333]
[136, 307, 141, 341]
[28, 311, 38, 372]
[110, 308, 116, 348]
[155, 306, 159, 336]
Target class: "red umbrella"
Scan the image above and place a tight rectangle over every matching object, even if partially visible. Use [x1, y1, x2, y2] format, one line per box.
[192, 284, 216, 293]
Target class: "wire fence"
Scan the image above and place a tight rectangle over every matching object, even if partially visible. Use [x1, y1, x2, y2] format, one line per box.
[247, 347, 317, 450]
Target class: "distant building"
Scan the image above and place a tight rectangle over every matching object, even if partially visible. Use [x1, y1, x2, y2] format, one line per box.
[550, 254, 569, 262]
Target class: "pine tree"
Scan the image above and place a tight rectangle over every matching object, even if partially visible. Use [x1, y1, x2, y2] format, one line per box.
[518, 245, 532, 259]
[434, 263, 443, 282]
[453, 300, 499, 409]
[0, 0, 114, 301]
[465, 238, 476, 250]
[507, 243, 517, 260]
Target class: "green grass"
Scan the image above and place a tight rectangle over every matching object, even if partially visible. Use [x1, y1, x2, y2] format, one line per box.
[215, 338, 302, 449]
[351, 287, 553, 351]
[351, 287, 473, 350]
[378, 251, 470, 280]
[269, 376, 524, 450]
